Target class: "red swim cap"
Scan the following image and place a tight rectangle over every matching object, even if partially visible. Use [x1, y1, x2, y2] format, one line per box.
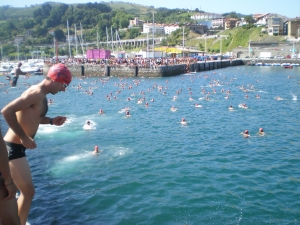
[245, 130, 249, 134]
[47, 63, 72, 85]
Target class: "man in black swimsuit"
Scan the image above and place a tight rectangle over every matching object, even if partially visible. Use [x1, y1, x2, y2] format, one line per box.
[6, 62, 28, 87]
[0, 126, 20, 225]
[1, 63, 72, 225]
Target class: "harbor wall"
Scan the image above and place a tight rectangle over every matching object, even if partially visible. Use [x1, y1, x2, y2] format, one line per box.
[43, 60, 244, 77]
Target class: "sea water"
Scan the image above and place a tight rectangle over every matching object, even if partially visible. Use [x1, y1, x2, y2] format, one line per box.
[0, 66, 300, 225]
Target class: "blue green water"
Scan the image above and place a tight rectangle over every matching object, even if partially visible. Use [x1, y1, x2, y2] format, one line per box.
[1, 66, 300, 225]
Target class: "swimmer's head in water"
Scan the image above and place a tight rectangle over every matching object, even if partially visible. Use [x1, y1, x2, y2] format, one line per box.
[182, 118, 185, 121]
[259, 128, 263, 132]
[87, 121, 90, 125]
[244, 130, 249, 134]
[47, 63, 72, 85]
[94, 146, 98, 150]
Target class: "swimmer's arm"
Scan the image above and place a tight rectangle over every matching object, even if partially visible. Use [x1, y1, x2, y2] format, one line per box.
[40, 116, 67, 126]
[16, 68, 27, 76]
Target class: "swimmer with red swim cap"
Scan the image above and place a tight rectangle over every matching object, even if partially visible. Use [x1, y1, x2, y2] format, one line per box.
[258, 128, 265, 136]
[93, 145, 103, 154]
[1, 63, 72, 224]
[47, 63, 72, 88]
[241, 129, 250, 138]
[180, 118, 187, 126]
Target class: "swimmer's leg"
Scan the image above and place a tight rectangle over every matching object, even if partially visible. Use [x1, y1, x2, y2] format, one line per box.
[9, 158, 34, 225]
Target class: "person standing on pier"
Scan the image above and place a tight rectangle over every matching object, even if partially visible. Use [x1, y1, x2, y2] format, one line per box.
[1, 63, 72, 225]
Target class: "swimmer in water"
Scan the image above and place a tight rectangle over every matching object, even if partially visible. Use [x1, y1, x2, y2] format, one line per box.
[125, 111, 131, 117]
[180, 118, 187, 126]
[87, 121, 91, 126]
[93, 146, 102, 154]
[228, 105, 234, 110]
[258, 128, 265, 136]
[93, 146, 99, 154]
[241, 130, 250, 138]
[98, 108, 105, 114]
[170, 106, 178, 112]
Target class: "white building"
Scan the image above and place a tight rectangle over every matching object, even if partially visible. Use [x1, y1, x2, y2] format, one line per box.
[253, 13, 269, 26]
[212, 18, 225, 28]
[142, 23, 165, 34]
[164, 24, 180, 34]
[191, 12, 222, 20]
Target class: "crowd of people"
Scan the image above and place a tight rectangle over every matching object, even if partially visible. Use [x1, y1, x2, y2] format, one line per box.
[45, 56, 200, 72]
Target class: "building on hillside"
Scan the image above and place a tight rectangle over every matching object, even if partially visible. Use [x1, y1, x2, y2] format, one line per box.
[253, 13, 269, 26]
[285, 18, 300, 38]
[191, 12, 222, 20]
[184, 23, 208, 34]
[129, 17, 144, 27]
[48, 29, 55, 36]
[66, 34, 77, 43]
[266, 14, 285, 35]
[212, 18, 225, 28]
[142, 22, 208, 35]
[164, 23, 180, 34]
[236, 18, 248, 27]
[142, 23, 165, 34]
[225, 18, 239, 30]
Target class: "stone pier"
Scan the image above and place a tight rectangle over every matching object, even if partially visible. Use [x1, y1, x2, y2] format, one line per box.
[43, 60, 244, 78]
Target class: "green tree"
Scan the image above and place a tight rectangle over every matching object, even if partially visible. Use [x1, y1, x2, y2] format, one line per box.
[34, 26, 48, 38]
[54, 29, 65, 42]
[244, 15, 255, 25]
[126, 28, 140, 39]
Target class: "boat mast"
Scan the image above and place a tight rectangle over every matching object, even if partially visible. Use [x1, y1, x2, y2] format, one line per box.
[74, 24, 78, 56]
[152, 13, 154, 58]
[67, 20, 71, 58]
[116, 31, 119, 55]
[147, 20, 149, 58]
[80, 22, 84, 55]
[106, 27, 109, 50]
[111, 27, 114, 54]
[97, 29, 99, 49]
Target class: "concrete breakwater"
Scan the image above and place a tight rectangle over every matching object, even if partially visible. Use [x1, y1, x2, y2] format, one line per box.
[43, 59, 244, 77]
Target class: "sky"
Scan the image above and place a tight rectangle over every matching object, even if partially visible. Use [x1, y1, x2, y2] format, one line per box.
[2, 0, 300, 18]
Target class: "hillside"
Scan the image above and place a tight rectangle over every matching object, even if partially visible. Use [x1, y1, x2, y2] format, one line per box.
[186, 26, 287, 53]
[0, 2, 291, 59]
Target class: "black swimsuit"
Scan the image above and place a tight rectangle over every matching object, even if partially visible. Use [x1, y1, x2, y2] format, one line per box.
[12, 76, 18, 86]
[5, 141, 26, 160]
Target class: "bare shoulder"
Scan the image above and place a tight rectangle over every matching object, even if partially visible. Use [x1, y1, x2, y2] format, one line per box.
[3, 85, 45, 112]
